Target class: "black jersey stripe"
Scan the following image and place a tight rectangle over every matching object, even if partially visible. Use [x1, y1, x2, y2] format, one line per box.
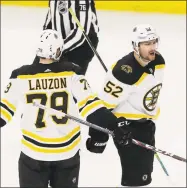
[23, 131, 81, 148]
[0, 102, 14, 116]
[79, 97, 100, 113]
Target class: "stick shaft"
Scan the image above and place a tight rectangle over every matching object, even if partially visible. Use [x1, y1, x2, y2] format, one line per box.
[68, 7, 108, 72]
[33, 102, 187, 163]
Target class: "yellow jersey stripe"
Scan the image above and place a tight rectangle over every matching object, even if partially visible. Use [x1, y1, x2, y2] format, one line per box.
[102, 101, 117, 109]
[18, 72, 75, 79]
[81, 100, 103, 117]
[1, 99, 16, 112]
[155, 64, 165, 69]
[114, 108, 160, 120]
[78, 94, 97, 109]
[111, 62, 117, 70]
[22, 126, 80, 143]
[1, 108, 12, 122]
[22, 137, 81, 153]
[134, 73, 148, 86]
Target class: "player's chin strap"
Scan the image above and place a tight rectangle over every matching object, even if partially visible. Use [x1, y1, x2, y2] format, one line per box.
[32, 102, 187, 164]
[134, 47, 150, 66]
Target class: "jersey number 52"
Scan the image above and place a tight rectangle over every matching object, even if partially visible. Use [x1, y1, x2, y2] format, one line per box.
[26, 92, 68, 128]
[104, 81, 123, 98]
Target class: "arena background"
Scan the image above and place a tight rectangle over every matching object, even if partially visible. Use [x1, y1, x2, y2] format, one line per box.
[1, 1, 186, 14]
[1, 0, 186, 187]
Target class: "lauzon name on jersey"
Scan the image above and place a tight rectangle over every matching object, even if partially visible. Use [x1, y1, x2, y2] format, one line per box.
[28, 78, 67, 90]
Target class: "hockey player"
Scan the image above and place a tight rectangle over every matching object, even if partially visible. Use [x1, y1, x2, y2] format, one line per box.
[33, 0, 99, 75]
[86, 24, 165, 186]
[0, 29, 131, 188]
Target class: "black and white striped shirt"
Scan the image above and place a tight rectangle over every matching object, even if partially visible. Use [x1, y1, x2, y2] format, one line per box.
[43, 0, 99, 53]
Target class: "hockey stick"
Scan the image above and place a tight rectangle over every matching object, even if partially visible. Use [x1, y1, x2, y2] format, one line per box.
[68, 8, 179, 183]
[155, 153, 171, 183]
[154, 153, 176, 186]
[155, 153, 169, 176]
[69, 7, 172, 179]
[33, 102, 187, 163]
[68, 7, 108, 72]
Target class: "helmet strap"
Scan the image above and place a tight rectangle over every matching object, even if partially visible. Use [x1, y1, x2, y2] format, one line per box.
[134, 46, 150, 66]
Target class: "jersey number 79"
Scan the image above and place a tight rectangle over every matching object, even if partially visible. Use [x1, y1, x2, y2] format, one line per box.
[26, 92, 68, 128]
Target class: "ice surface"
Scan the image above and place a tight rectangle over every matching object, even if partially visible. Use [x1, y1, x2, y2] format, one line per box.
[1, 6, 186, 187]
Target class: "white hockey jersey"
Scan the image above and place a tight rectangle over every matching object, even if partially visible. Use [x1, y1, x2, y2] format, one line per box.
[99, 52, 165, 122]
[0, 62, 112, 161]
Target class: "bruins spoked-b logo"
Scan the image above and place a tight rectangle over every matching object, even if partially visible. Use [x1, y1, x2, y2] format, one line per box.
[143, 84, 162, 111]
[58, 0, 67, 14]
[121, 65, 132, 74]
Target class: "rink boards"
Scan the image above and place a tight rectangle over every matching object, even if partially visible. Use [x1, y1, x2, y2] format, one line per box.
[1, 1, 186, 14]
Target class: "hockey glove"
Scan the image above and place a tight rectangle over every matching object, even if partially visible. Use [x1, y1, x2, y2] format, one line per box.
[112, 117, 132, 146]
[86, 128, 109, 153]
[86, 138, 108, 153]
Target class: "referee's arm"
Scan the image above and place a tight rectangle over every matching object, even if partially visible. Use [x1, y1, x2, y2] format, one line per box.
[63, 0, 92, 52]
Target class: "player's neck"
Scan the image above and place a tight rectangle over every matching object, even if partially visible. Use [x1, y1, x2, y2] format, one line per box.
[134, 52, 149, 67]
[39, 58, 55, 64]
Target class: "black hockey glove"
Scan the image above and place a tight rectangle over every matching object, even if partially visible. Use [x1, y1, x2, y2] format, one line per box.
[86, 117, 132, 153]
[86, 128, 109, 153]
[86, 138, 108, 154]
[112, 117, 132, 146]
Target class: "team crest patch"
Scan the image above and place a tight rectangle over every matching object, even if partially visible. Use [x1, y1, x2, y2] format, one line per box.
[121, 65, 132, 73]
[58, 0, 67, 14]
[143, 83, 162, 111]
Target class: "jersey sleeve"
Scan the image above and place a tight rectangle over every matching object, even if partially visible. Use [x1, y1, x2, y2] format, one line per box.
[71, 74, 119, 131]
[99, 68, 133, 111]
[71, 74, 104, 119]
[84, 64, 134, 142]
[0, 72, 22, 127]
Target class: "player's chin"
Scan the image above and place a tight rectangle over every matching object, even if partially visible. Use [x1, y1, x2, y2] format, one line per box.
[148, 54, 156, 61]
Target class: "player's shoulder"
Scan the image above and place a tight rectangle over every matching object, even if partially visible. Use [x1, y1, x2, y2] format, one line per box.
[10, 61, 82, 79]
[147, 51, 165, 70]
[154, 51, 165, 66]
[112, 52, 145, 85]
[60, 61, 82, 75]
[10, 65, 32, 78]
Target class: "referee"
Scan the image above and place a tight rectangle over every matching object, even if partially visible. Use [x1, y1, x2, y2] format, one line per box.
[34, 0, 99, 75]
